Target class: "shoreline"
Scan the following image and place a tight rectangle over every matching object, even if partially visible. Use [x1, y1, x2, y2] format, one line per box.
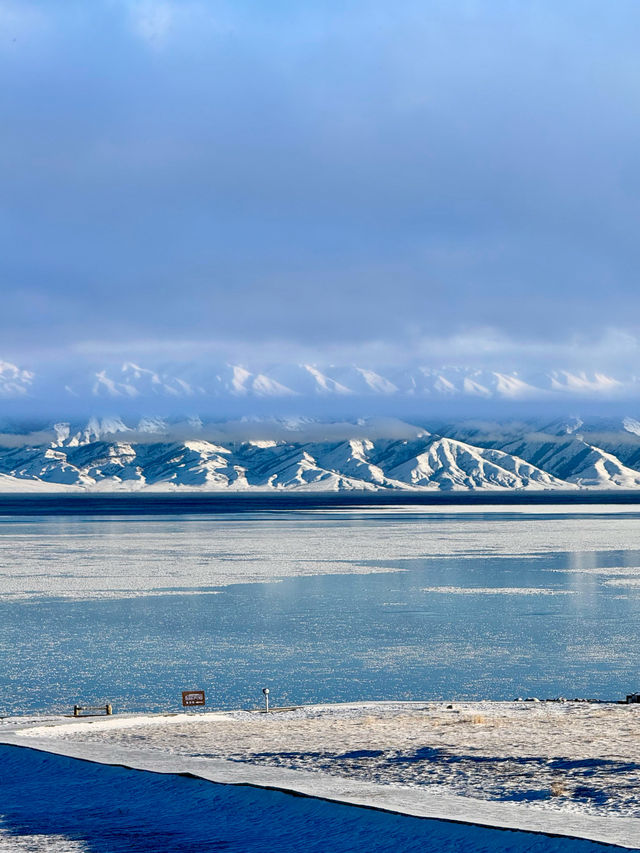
[2, 702, 639, 850]
[1, 490, 640, 515]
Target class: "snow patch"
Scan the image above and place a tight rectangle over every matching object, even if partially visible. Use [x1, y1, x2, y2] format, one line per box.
[421, 586, 576, 595]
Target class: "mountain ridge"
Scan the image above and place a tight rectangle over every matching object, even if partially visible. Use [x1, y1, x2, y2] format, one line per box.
[2, 415, 640, 491]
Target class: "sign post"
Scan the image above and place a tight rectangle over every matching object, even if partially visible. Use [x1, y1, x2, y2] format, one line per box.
[182, 690, 206, 708]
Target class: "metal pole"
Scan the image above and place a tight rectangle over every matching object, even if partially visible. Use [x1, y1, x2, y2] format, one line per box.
[262, 687, 269, 713]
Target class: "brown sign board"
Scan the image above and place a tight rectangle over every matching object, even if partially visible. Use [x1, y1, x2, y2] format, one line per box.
[182, 690, 206, 707]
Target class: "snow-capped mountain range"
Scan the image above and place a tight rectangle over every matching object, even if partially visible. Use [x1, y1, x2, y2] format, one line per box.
[4, 355, 640, 491]
[2, 359, 640, 404]
[3, 415, 640, 491]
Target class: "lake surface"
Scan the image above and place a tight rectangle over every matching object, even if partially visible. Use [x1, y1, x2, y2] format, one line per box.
[1, 500, 639, 714]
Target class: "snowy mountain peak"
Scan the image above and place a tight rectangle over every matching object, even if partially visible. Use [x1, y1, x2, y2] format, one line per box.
[4, 416, 640, 492]
[623, 417, 640, 436]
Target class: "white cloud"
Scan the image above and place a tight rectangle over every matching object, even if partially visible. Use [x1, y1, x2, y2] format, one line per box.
[61, 326, 640, 375]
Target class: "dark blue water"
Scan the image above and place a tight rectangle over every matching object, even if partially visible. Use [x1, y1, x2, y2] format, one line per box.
[1, 547, 639, 714]
[0, 745, 625, 852]
[1, 492, 638, 515]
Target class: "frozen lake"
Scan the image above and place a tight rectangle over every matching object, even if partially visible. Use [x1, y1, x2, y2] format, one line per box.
[1, 500, 639, 714]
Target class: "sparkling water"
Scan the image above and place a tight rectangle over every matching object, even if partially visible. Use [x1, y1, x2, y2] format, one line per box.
[1, 501, 639, 714]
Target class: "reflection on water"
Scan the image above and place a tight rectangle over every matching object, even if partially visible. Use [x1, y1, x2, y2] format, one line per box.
[0, 527, 639, 712]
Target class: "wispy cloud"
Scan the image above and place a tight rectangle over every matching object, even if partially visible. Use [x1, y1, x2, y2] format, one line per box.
[124, 0, 173, 45]
[57, 327, 640, 374]
[115, 0, 227, 48]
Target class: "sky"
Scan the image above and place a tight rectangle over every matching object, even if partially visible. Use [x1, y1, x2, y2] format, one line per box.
[2, 0, 640, 398]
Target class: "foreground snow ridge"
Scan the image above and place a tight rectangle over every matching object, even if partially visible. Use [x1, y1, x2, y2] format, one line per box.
[2, 702, 638, 849]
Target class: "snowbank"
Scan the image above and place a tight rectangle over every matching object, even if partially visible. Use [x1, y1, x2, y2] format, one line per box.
[2, 701, 638, 849]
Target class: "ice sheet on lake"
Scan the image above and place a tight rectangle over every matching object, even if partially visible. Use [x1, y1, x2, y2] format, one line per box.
[1, 509, 640, 601]
[421, 586, 577, 595]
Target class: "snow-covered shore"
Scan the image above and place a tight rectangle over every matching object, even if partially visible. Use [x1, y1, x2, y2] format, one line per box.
[2, 701, 639, 849]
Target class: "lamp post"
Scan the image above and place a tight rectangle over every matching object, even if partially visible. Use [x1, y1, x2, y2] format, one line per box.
[262, 687, 270, 713]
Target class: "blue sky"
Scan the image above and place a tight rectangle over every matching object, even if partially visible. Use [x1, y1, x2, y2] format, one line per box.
[2, 0, 640, 375]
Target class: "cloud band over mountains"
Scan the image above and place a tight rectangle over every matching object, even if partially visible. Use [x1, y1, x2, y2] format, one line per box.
[2, 348, 640, 420]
